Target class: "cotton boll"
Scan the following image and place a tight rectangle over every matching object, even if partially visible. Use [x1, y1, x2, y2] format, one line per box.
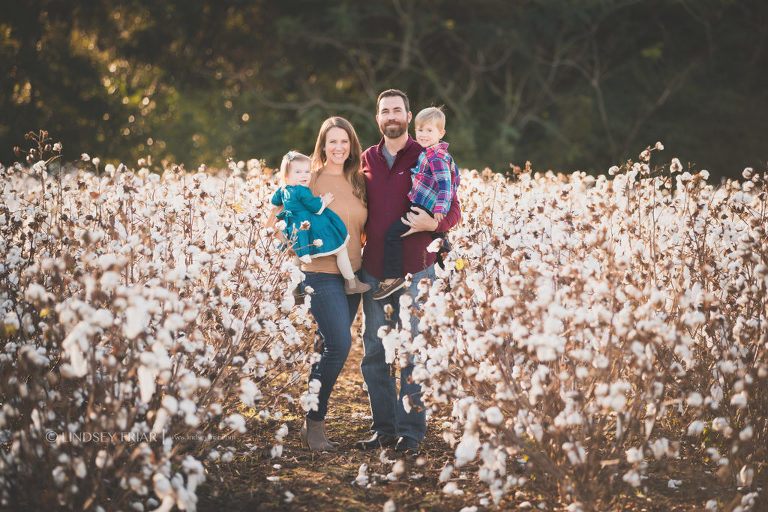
[162, 395, 178, 415]
[739, 426, 753, 441]
[52, 466, 66, 487]
[730, 392, 748, 409]
[686, 392, 703, 407]
[300, 391, 319, 412]
[442, 482, 459, 494]
[402, 395, 412, 414]
[738, 466, 754, 487]
[711, 417, 732, 436]
[124, 304, 150, 339]
[354, 464, 369, 486]
[240, 379, 263, 408]
[100, 271, 121, 292]
[622, 470, 641, 487]
[137, 364, 158, 403]
[152, 408, 170, 434]
[275, 424, 289, 443]
[455, 434, 481, 467]
[485, 406, 503, 426]
[625, 447, 643, 464]
[649, 438, 669, 460]
[179, 399, 200, 427]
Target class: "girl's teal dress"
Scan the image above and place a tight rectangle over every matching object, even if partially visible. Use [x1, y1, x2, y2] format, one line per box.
[271, 185, 350, 259]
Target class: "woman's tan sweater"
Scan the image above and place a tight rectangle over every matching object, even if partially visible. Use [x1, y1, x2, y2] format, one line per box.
[301, 170, 367, 274]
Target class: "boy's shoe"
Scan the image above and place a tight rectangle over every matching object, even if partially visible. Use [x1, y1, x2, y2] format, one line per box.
[344, 277, 371, 295]
[395, 436, 421, 456]
[433, 235, 452, 270]
[372, 278, 406, 300]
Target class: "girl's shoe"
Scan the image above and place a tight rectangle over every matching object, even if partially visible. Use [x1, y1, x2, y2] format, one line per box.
[372, 278, 405, 300]
[344, 277, 371, 295]
[300, 418, 337, 452]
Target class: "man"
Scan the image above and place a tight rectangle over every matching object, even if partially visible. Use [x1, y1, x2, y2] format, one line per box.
[356, 89, 462, 455]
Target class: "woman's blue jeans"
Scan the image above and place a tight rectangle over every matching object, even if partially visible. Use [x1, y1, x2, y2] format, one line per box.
[303, 271, 362, 421]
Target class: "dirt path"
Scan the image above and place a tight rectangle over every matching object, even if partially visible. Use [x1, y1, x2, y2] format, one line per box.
[197, 312, 493, 511]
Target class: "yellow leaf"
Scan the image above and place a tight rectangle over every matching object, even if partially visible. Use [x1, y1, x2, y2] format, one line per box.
[40, 308, 50, 317]
[455, 258, 466, 271]
[232, 202, 244, 213]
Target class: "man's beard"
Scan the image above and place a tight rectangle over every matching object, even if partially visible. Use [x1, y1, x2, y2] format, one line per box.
[379, 120, 407, 139]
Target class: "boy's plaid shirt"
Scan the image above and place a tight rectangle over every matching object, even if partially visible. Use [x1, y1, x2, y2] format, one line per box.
[407, 142, 460, 215]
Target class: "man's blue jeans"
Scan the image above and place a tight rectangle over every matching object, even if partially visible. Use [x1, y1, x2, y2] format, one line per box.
[360, 265, 435, 442]
[303, 271, 362, 421]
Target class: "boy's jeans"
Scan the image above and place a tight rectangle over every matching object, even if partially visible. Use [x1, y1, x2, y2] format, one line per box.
[360, 264, 436, 442]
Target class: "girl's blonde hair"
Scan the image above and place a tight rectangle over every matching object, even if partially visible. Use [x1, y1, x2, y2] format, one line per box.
[278, 151, 311, 185]
[311, 116, 366, 205]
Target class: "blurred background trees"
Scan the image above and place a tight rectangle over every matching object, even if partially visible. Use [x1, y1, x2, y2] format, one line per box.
[2, 0, 766, 179]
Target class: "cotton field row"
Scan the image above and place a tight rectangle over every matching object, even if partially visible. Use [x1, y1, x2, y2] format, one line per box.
[387, 149, 766, 510]
[0, 157, 319, 511]
[1, 143, 766, 511]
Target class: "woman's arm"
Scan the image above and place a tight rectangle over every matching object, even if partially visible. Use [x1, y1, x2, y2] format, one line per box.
[265, 205, 287, 244]
[265, 205, 281, 229]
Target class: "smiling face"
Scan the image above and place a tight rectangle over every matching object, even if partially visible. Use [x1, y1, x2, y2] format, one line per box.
[324, 127, 351, 167]
[415, 121, 445, 148]
[285, 159, 311, 186]
[376, 95, 411, 139]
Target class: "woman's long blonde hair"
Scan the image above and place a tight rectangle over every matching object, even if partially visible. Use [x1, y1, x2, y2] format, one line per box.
[311, 116, 366, 205]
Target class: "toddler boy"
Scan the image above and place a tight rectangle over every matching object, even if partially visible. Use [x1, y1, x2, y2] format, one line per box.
[373, 106, 460, 299]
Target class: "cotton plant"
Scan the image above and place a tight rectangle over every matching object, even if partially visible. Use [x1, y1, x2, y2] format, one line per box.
[0, 151, 317, 510]
[398, 146, 767, 509]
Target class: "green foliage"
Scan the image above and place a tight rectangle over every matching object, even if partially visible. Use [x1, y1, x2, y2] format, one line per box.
[1, 0, 766, 178]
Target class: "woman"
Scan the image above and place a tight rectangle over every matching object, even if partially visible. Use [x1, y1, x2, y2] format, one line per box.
[299, 117, 368, 451]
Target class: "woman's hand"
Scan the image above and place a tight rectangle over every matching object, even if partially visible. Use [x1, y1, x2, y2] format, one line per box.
[400, 207, 439, 237]
[266, 206, 287, 243]
[266, 205, 281, 229]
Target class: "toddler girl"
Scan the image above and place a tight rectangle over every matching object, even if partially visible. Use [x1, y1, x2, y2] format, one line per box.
[270, 151, 370, 295]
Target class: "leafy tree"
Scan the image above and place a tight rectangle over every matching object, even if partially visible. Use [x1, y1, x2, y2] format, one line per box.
[1, 0, 765, 178]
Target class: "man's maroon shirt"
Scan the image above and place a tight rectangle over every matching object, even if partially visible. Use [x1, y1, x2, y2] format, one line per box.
[361, 136, 462, 279]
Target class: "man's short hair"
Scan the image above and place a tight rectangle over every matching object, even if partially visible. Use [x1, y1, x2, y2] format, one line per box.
[414, 106, 445, 131]
[376, 89, 410, 113]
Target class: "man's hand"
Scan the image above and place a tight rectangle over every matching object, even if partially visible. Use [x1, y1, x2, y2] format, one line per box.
[400, 207, 439, 237]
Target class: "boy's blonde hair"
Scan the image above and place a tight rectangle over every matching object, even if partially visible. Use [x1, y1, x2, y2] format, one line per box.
[414, 106, 446, 131]
[279, 150, 311, 185]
